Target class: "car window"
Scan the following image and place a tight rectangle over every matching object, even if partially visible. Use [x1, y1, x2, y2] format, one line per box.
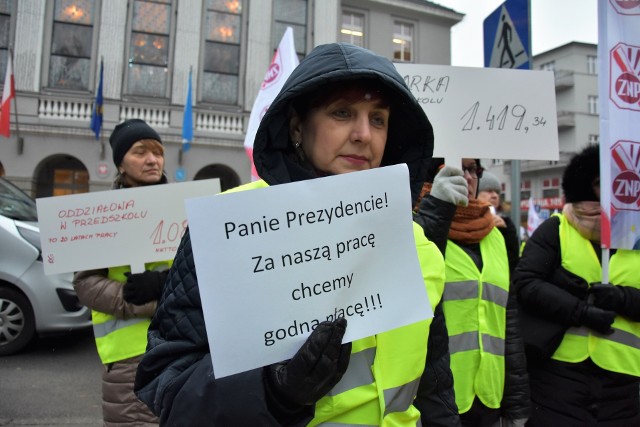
[0, 178, 38, 221]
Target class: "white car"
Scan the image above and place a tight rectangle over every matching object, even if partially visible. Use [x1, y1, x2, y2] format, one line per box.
[0, 177, 91, 356]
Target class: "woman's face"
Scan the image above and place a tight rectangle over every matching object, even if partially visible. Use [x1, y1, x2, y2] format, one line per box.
[478, 189, 500, 208]
[290, 88, 390, 175]
[461, 158, 480, 200]
[119, 140, 164, 187]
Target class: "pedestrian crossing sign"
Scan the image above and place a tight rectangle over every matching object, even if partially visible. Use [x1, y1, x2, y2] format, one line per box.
[483, 0, 531, 69]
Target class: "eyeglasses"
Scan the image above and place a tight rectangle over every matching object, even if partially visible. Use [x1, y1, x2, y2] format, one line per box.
[462, 164, 484, 179]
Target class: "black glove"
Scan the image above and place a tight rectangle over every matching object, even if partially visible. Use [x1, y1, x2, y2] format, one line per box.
[578, 303, 616, 335]
[590, 283, 625, 312]
[266, 317, 351, 406]
[122, 270, 167, 305]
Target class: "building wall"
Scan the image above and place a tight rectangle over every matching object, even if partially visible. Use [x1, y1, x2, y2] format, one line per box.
[0, 0, 461, 196]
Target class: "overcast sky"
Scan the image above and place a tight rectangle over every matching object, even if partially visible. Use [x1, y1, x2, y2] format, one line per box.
[431, 0, 599, 67]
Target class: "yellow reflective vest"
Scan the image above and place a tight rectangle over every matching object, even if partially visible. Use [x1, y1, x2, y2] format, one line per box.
[228, 180, 446, 426]
[92, 261, 171, 364]
[552, 214, 640, 377]
[443, 228, 509, 413]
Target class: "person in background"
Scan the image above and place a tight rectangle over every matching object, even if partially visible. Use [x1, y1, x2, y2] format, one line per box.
[513, 144, 640, 426]
[477, 171, 519, 273]
[73, 119, 170, 427]
[134, 43, 447, 426]
[419, 158, 530, 427]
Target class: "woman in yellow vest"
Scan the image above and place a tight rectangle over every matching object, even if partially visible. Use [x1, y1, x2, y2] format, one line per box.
[73, 119, 171, 427]
[513, 144, 640, 426]
[134, 43, 447, 426]
[429, 158, 530, 426]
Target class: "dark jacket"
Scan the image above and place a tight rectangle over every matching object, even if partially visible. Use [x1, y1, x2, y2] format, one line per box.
[514, 216, 591, 329]
[499, 214, 520, 274]
[135, 43, 437, 426]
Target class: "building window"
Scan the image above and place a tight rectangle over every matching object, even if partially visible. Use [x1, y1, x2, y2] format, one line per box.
[48, 0, 96, 90]
[341, 11, 364, 47]
[492, 159, 504, 165]
[588, 134, 599, 144]
[540, 61, 555, 72]
[127, 0, 173, 97]
[0, 0, 14, 86]
[542, 177, 560, 198]
[202, 0, 242, 105]
[393, 21, 413, 62]
[588, 95, 599, 114]
[273, 0, 307, 58]
[521, 180, 531, 201]
[587, 55, 597, 75]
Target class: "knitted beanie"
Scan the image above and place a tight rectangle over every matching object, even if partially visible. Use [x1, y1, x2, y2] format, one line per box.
[478, 171, 501, 193]
[109, 119, 162, 167]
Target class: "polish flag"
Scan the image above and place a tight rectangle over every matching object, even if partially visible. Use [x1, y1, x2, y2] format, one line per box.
[0, 54, 14, 138]
[243, 27, 299, 181]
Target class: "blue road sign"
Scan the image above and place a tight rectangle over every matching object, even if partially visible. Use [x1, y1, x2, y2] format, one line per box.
[483, 0, 531, 70]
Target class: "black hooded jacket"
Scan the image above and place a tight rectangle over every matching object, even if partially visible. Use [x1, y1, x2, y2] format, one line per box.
[134, 43, 451, 426]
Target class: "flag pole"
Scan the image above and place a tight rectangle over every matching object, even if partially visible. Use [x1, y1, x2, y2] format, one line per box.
[8, 48, 22, 154]
[99, 56, 105, 159]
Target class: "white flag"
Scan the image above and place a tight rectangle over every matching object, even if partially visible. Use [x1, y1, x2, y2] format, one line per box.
[244, 27, 299, 181]
[527, 197, 543, 236]
[598, 0, 640, 250]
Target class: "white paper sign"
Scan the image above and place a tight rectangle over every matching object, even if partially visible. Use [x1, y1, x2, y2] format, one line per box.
[186, 165, 433, 378]
[394, 63, 559, 161]
[37, 179, 221, 275]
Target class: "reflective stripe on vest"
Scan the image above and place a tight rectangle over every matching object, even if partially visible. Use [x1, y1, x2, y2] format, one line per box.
[308, 222, 445, 426]
[552, 214, 640, 376]
[443, 227, 509, 413]
[92, 261, 171, 364]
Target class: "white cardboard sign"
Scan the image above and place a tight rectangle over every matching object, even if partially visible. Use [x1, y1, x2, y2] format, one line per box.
[394, 63, 559, 162]
[186, 165, 433, 378]
[37, 179, 221, 275]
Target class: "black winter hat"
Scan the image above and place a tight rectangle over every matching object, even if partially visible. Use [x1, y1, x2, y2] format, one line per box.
[109, 119, 162, 167]
[562, 144, 599, 203]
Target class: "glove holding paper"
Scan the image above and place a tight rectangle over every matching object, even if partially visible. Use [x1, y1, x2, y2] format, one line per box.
[265, 317, 351, 407]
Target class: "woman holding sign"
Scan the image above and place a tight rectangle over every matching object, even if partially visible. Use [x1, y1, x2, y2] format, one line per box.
[73, 118, 170, 427]
[513, 145, 640, 426]
[134, 43, 452, 426]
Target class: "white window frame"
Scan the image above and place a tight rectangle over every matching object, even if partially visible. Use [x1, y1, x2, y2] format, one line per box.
[540, 61, 555, 72]
[392, 20, 414, 63]
[587, 55, 598, 75]
[588, 95, 599, 115]
[340, 9, 365, 47]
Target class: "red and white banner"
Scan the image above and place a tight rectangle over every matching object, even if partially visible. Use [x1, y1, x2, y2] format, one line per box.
[519, 196, 564, 211]
[0, 53, 15, 138]
[243, 27, 299, 181]
[598, 0, 640, 250]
